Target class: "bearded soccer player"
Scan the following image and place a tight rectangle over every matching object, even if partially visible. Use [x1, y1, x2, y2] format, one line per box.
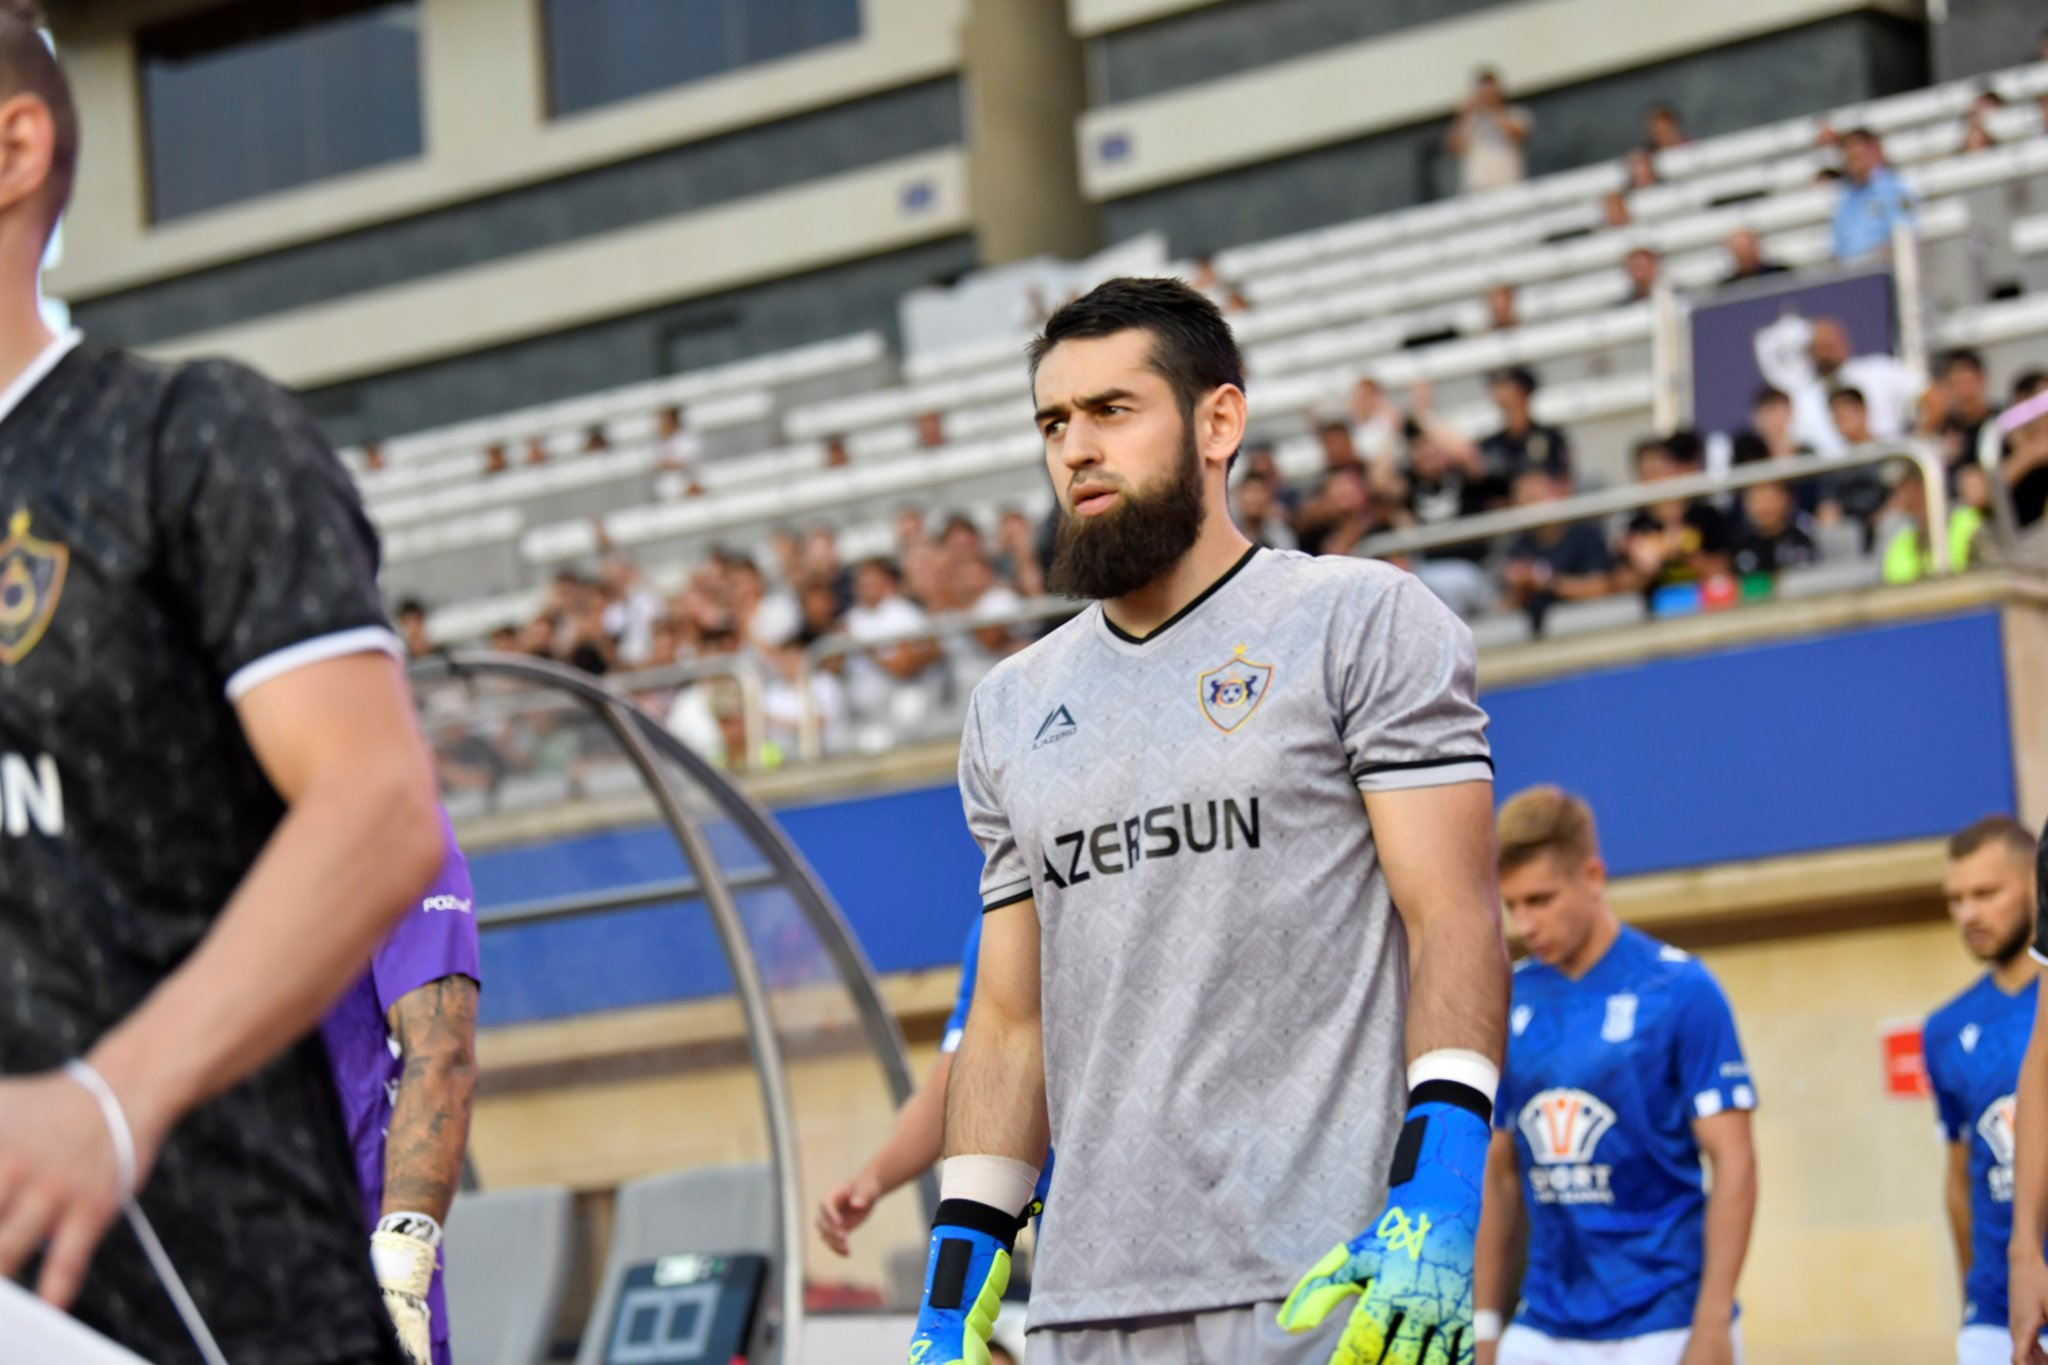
[906, 276, 1508, 1365]
[320, 808, 481, 1365]
[0, 7, 443, 1361]
[1474, 788, 1757, 1365]
[1923, 817, 2045, 1365]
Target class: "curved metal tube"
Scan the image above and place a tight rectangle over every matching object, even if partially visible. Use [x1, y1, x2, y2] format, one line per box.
[415, 653, 808, 1362]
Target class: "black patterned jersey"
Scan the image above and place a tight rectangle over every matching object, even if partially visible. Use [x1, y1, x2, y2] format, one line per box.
[0, 336, 404, 1364]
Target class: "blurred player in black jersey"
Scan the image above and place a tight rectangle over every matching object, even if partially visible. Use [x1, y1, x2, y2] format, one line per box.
[0, 5, 444, 1362]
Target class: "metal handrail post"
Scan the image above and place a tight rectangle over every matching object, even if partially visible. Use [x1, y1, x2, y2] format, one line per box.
[1893, 219, 1930, 381]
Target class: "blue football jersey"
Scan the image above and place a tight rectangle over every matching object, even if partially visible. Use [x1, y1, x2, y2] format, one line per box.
[1923, 973, 2040, 1329]
[943, 915, 1055, 1205]
[1496, 925, 1756, 1340]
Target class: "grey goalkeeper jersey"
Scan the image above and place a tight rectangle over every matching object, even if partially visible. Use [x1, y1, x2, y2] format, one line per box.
[957, 547, 1491, 1327]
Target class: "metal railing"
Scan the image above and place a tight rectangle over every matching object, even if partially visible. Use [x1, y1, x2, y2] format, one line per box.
[1354, 439, 1966, 567]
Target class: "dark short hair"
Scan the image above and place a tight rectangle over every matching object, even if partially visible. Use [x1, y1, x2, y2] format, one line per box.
[1631, 436, 1671, 465]
[856, 556, 901, 583]
[1490, 366, 1537, 396]
[1730, 432, 1770, 465]
[1028, 276, 1246, 432]
[396, 597, 427, 619]
[1665, 429, 1703, 466]
[1752, 385, 1791, 408]
[1950, 814, 2035, 864]
[1941, 348, 1986, 377]
[1840, 126, 1879, 147]
[1828, 387, 1868, 408]
[2017, 370, 2048, 401]
[0, 0, 73, 242]
[1646, 102, 1679, 122]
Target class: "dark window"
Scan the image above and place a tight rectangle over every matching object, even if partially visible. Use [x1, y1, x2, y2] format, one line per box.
[139, 0, 423, 223]
[545, 0, 863, 118]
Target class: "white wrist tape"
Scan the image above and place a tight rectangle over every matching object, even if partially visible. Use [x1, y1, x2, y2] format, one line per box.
[1408, 1048, 1500, 1106]
[939, 1155, 1042, 1217]
[1473, 1310, 1504, 1342]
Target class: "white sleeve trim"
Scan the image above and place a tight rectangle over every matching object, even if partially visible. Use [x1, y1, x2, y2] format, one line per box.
[1357, 759, 1495, 793]
[225, 626, 405, 702]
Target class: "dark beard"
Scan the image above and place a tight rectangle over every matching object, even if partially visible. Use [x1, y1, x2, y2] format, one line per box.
[1990, 916, 2033, 968]
[1046, 428, 1205, 601]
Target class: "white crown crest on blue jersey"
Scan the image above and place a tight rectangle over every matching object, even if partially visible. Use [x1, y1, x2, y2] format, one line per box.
[1519, 1088, 1619, 1205]
[1961, 1023, 1981, 1053]
[1511, 1004, 1534, 1037]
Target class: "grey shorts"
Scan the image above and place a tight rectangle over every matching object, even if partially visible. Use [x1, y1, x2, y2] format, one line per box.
[1029, 1301, 1349, 1365]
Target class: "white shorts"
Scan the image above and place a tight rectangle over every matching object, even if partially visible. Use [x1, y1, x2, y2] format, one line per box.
[1498, 1322, 1743, 1365]
[1959, 1323, 2048, 1364]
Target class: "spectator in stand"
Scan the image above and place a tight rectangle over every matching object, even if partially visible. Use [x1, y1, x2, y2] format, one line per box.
[1503, 467, 1614, 628]
[1820, 388, 1897, 529]
[1723, 226, 1789, 286]
[946, 551, 1027, 695]
[583, 425, 610, 455]
[902, 537, 951, 613]
[1827, 387, 1875, 449]
[1926, 349, 1995, 472]
[396, 598, 433, 659]
[1348, 376, 1402, 466]
[842, 557, 942, 732]
[1879, 463, 1985, 583]
[1234, 471, 1298, 551]
[656, 405, 701, 472]
[1447, 67, 1532, 192]
[484, 442, 510, 476]
[1615, 436, 1731, 600]
[916, 409, 946, 449]
[524, 436, 548, 466]
[1381, 390, 1498, 617]
[1644, 103, 1687, 151]
[1623, 246, 1661, 302]
[1830, 128, 1915, 261]
[1243, 442, 1298, 514]
[1601, 191, 1633, 229]
[1727, 444, 1820, 577]
[1295, 462, 1380, 557]
[1316, 419, 1361, 472]
[795, 576, 844, 649]
[1961, 90, 2003, 153]
[801, 523, 853, 612]
[1760, 316, 1924, 456]
[598, 555, 664, 667]
[2000, 371, 2048, 528]
[761, 638, 848, 757]
[1480, 366, 1571, 488]
[1624, 145, 1660, 192]
[1485, 283, 1521, 331]
[992, 505, 1045, 597]
[1749, 386, 1805, 460]
[362, 441, 386, 473]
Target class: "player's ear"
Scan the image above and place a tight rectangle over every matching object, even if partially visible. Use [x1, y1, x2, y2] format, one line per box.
[1196, 384, 1247, 469]
[0, 91, 51, 223]
[1581, 856, 1607, 892]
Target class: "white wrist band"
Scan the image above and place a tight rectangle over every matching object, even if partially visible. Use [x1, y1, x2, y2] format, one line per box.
[939, 1155, 1043, 1217]
[64, 1059, 137, 1201]
[1408, 1048, 1501, 1106]
[1473, 1309, 1504, 1342]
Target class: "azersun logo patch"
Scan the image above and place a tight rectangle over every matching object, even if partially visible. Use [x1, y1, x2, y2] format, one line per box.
[0, 509, 67, 667]
[1198, 644, 1273, 733]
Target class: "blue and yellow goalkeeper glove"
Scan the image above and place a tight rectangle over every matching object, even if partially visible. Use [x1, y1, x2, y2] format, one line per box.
[906, 1198, 1035, 1365]
[1278, 1081, 1491, 1365]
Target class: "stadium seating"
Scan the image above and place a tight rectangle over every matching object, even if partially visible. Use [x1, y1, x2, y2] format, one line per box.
[572, 1164, 776, 1365]
[444, 1184, 576, 1365]
[380, 59, 2048, 650]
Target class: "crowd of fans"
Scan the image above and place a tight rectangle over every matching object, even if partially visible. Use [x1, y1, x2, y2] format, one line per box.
[405, 507, 1052, 776]
[398, 46, 2048, 787]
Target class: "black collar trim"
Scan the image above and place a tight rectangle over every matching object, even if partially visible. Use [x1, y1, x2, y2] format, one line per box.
[1101, 544, 1260, 646]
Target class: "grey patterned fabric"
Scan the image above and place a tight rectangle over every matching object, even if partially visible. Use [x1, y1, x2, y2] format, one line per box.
[1030, 1300, 1349, 1365]
[958, 547, 1491, 1327]
[0, 340, 403, 1364]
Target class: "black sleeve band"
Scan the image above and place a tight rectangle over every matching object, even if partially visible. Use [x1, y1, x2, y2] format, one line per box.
[1409, 1078, 1493, 1124]
[933, 1197, 1024, 1250]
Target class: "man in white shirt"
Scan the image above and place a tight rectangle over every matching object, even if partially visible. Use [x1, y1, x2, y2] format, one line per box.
[1754, 315, 1924, 457]
[1447, 69, 1532, 193]
[843, 558, 943, 734]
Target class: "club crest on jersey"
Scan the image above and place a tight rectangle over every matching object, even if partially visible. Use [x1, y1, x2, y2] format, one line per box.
[1980, 1093, 2018, 1201]
[1197, 644, 1273, 733]
[1601, 993, 1638, 1043]
[0, 510, 67, 667]
[1518, 1088, 1618, 1204]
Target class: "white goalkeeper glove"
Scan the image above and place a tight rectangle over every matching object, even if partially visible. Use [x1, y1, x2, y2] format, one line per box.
[370, 1212, 440, 1365]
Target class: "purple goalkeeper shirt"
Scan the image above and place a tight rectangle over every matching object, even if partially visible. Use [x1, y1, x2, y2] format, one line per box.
[319, 808, 480, 1364]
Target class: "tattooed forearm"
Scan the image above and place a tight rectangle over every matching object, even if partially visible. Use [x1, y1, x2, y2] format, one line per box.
[383, 974, 480, 1222]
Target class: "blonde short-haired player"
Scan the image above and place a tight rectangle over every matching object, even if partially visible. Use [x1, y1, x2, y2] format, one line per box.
[1475, 787, 1758, 1365]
